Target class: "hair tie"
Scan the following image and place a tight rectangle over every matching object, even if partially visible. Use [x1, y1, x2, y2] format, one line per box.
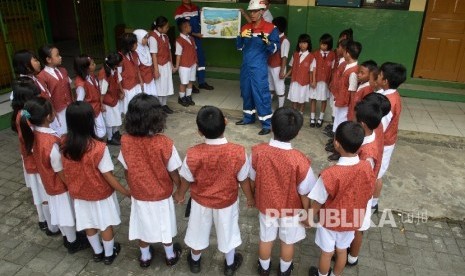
[21, 110, 31, 119]
[105, 57, 108, 61]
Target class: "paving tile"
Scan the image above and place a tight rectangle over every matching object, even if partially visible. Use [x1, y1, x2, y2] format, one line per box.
[416, 124, 441, 134]
[0, 260, 22, 275]
[399, 122, 418, 131]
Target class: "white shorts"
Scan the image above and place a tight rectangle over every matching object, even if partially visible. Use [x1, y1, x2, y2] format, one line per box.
[129, 196, 177, 243]
[74, 192, 121, 231]
[332, 106, 348, 133]
[49, 191, 75, 227]
[179, 65, 197, 85]
[184, 199, 242, 253]
[315, 226, 355, 252]
[94, 112, 106, 139]
[330, 94, 335, 117]
[359, 198, 373, 231]
[268, 66, 285, 96]
[378, 144, 395, 179]
[103, 103, 122, 128]
[259, 212, 306, 244]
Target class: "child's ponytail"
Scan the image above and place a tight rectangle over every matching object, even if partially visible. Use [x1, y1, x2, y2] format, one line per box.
[19, 109, 34, 155]
[11, 77, 40, 132]
[104, 52, 122, 78]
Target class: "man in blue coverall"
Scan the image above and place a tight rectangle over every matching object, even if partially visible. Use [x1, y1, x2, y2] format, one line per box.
[236, 0, 279, 135]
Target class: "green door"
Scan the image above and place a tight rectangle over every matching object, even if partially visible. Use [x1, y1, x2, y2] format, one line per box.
[73, 0, 105, 62]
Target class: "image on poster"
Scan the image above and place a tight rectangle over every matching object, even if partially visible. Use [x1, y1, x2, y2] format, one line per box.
[201, 8, 241, 39]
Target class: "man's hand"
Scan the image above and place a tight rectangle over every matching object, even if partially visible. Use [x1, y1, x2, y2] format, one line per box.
[261, 33, 270, 45]
[241, 28, 252, 38]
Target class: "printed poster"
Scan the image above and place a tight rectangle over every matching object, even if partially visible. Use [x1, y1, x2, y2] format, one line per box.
[201, 8, 241, 39]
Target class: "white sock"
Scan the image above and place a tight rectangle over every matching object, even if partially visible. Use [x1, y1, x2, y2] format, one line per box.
[191, 250, 201, 261]
[42, 204, 58, 232]
[106, 127, 113, 140]
[87, 233, 103, 254]
[372, 198, 379, 207]
[112, 126, 119, 134]
[347, 253, 358, 264]
[311, 112, 315, 120]
[159, 96, 167, 105]
[61, 226, 76, 243]
[36, 204, 45, 222]
[103, 238, 115, 257]
[164, 244, 175, 259]
[280, 259, 292, 272]
[179, 92, 186, 98]
[318, 270, 328, 276]
[140, 246, 151, 261]
[225, 248, 235, 266]
[259, 258, 270, 270]
[319, 112, 325, 120]
[278, 96, 285, 108]
[186, 88, 192, 96]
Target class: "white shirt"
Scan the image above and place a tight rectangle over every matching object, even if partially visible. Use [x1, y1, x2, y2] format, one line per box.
[44, 66, 72, 84]
[263, 9, 273, 23]
[380, 89, 396, 132]
[357, 81, 370, 92]
[280, 34, 290, 59]
[179, 137, 250, 183]
[175, 33, 195, 56]
[148, 30, 169, 54]
[344, 61, 358, 91]
[118, 144, 182, 172]
[249, 139, 317, 195]
[76, 75, 99, 101]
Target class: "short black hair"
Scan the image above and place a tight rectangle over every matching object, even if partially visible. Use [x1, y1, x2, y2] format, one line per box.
[379, 62, 407, 89]
[337, 38, 351, 50]
[362, 93, 391, 117]
[272, 17, 287, 33]
[346, 40, 362, 60]
[125, 94, 166, 136]
[120, 33, 137, 55]
[360, 60, 378, 73]
[152, 16, 169, 31]
[177, 18, 190, 32]
[339, 28, 353, 41]
[296, 33, 312, 52]
[319, 33, 333, 50]
[335, 121, 364, 154]
[271, 107, 303, 142]
[355, 100, 382, 130]
[13, 50, 39, 75]
[196, 106, 225, 139]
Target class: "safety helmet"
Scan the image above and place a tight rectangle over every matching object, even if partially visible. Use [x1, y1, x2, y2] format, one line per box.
[247, 0, 266, 10]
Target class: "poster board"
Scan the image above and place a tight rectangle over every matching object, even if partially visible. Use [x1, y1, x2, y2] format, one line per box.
[200, 8, 241, 39]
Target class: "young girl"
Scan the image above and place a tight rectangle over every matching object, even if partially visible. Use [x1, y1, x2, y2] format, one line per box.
[37, 45, 74, 136]
[149, 16, 175, 114]
[285, 34, 315, 114]
[11, 78, 58, 234]
[133, 29, 157, 97]
[99, 52, 123, 145]
[118, 94, 182, 268]
[61, 101, 130, 265]
[74, 54, 106, 139]
[309, 33, 335, 128]
[13, 50, 50, 99]
[19, 97, 87, 253]
[119, 33, 143, 114]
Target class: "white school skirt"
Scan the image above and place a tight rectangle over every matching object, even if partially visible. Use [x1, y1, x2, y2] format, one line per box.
[22, 167, 48, 205]
[120, 84, 142, 114]
[129, 196, 177, 243]
[94, 113, 106, 139]
[309, 81, 330, 101]
[287, 82, 310, 104]
[49, 191, 75, 227]
[143, 79, 157, 97]
[155, 63, 174, 97]
[51, 108, 67, 136]
[103, 103, 122, 127]
[74, 192, 121, 231]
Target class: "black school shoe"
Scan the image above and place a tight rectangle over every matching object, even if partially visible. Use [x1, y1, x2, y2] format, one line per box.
[187, 251, 201, 273]
[310, 119, 316, 128]
[309, 266, 331, 276]
[165, 242, 182, 267]
[163, 105, 174, 114]
[113, 131, 121, 140]
[258, 128, 271, 135]
[278, 262, 294, 276]
[178, 97, 190, 107]
[316, 119, 323, 128]
[192, 85, 200, 93]
[38, 221, 48, 231]
[104, 242, 121, 265]
[199, 82, 214, 90]
[139, 245, 154, 268]
[346, 248, 358, 267]
[67, 237, 90, 254]
[257, 260, 271, 276]
[45, 228, 60, 236]
[186, 96, 195, 105]
[372, 204, 379, 214]
[224, 253, 243, 276]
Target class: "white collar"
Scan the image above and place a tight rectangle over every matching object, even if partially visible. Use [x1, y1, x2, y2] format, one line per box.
[382, 89, 397, 96]
[362, 131, 376, 145]
[269, 138, 292, 150]
[181, 33, 190, 39]
[35, 126, 57, 135]
[205, 137, 227, 145]
[344, 61, 358, 71]
[44, 66, 56, 74]
[338, 57, 345, 64]
[357, 81, 370, 91]
[320, 50, 330, 55]
[337, 156, 360, 166]
[299, 50, 309, 55]
[279, 33, 284, 38]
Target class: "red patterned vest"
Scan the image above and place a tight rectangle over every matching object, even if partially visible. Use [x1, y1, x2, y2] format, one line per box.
[75, 75, 101, 117]
[61, 138, 113, 200]
[347, 82, 374, 121]
[98, 68, 119, 107]
[319, 160, 375, 231]
[119, 51, 140, 91]
[176, 35, 197, 68]
[359, 136, 381, 179]
[329, 59, 346, 96]
[187, 142, 246, 209]
[335, 64, 358, 107]
[252, 143, 311, 217]
[314, 50, 336, 84]
[384, 91, 402, 146]
[375, 125, 384, 168]
[33, 131, 67, 195]
[16, 112, 38, 173]
[37, 67, 73, 113]
[139, 63, 154, 84]
[150, 31, 171, 65]
[291, 52, 314, 86]
[268, 35, 287, 67]
[120, 134, 174, 201]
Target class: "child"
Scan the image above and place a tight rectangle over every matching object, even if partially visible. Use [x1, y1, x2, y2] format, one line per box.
[310, 33, 335, 128]
[250, 107, 317, 275]
[13, 50, 50, 99]
[99, 52, 123, 145]
[347, 60, 377, 121]
[118, 94, 182, 268]
[307, 121, 375, 276]
[267, 17, 290, 109]
[119, 32, 144, 114]
[37, 45, 74, 136]
[19, 97, 88, 253]
[285, 34, 315, 114]
[174, 18, 197, 107]
[74, 54, 106, 139]
[174, 106, 254, 275]
[374, 62, 406, 211]
[134, 29, 157, 97]
[149, 16, 175, 114]
[61, 101, 129, 265]
[11, 78, 58, 235]
[328, 40, 362, 161]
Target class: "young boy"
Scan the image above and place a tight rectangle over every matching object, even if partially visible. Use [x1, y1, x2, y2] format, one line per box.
[347, 60, 377, 121]
[308, 121, 375, 276]
[174, 18, 197, 107]
[373, 62, 406, 211]
[267, 17, 290, 109]
[250, 107, 317, 276]
[174, 106, 255, 276]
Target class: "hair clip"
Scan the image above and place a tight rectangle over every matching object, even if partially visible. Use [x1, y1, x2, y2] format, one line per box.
[21, 110, 31, 119]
